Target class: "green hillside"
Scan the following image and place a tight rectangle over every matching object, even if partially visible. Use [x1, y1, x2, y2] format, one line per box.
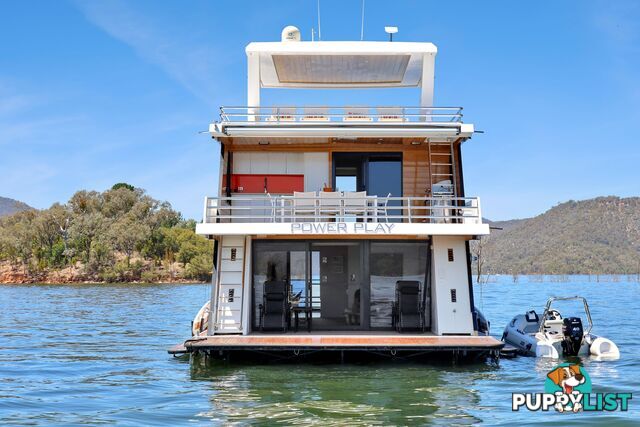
[474, 196, 640, 275]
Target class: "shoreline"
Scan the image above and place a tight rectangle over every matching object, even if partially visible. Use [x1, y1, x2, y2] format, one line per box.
[0, 268, 207, 285]
[0, 281, 207, 285]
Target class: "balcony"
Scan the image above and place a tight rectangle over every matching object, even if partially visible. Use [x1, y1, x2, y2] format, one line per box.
[195, 194, 489, 237]
[209, 106, 474, 140]
[220, 106, 463, 123]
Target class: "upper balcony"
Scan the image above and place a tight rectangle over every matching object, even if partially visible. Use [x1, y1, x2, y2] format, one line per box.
[210, 106, 474, 141]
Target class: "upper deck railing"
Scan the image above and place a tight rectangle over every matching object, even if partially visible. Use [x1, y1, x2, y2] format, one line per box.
[202, 194, 482, 225]
[217, 106, 463, 124]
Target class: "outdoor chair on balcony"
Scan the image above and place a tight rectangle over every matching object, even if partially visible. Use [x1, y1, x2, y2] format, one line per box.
[301, 107, 329, 122]
[343, 191, 367, 220]
[292, 191, 317, 222]
[265, 192, 277, 223]
[259, 280, 289, 332]
[392, 280, 424, 332]
[343, 107, 372, 122]
[319, 191, 342, 221]
[374, 193, 392, 223]
[266, 107, 297, 122]
[377, 107, 407, 122]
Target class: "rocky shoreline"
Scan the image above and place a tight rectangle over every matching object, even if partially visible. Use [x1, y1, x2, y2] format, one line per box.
[0, 262, 205, 284]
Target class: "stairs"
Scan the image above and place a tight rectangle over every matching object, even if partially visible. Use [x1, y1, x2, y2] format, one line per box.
[212, 235, 246, 334]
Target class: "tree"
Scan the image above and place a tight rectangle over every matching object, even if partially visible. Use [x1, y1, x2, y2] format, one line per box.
[102, 190, 135, 218]
[109, 215, 149, 266]
[184, 254, 213, 282]
[472, 236, 487, 284]
[111, 182, 135, 191]
[69, 211, 107, 263]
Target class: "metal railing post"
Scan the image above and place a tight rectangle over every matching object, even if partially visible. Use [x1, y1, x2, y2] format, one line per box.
[202, 196, 209, 223]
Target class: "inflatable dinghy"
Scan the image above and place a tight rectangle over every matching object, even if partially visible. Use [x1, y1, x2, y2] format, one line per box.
[192, 301, 210, 337]
[502, 296, 619, 359]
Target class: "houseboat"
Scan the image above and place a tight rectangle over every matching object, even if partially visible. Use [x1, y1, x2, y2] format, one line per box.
[170, 27, 503, 362]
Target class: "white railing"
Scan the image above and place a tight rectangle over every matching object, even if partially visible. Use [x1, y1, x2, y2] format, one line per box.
[218, 106, 463, 123]
[202, 195, 482, 224]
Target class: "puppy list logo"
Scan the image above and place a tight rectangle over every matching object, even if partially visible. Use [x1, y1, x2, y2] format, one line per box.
[512, 363, 632, 412]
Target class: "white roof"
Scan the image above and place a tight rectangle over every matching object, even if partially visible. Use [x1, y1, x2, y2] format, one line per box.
[245, 41, 437, 89]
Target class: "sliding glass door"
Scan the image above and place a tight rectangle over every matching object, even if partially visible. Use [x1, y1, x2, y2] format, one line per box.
[251, 241, 306, 330]
[252, 240, 364, 331]
[310, 242, 362, 330]
[252, 239, 430, 332]
[333, 152, 403, 221]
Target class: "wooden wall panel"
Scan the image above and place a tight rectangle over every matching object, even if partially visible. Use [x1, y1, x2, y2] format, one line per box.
[403, 150, 430, 197]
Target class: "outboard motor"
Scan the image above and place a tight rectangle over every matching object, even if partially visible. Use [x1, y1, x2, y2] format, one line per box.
[562, 317, 584, 356]
[474, 307, 490, 335]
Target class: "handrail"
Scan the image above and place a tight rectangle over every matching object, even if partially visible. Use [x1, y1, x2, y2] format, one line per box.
[217, 106, 464, 124]
[202, 195, 481, 224]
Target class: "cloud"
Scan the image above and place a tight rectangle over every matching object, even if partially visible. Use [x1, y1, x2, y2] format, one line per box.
[0, 87, 87, 146]
[74, 0, 223, 104]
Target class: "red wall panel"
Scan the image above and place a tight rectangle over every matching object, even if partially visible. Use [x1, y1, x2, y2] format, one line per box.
[222, 174, 304, 194]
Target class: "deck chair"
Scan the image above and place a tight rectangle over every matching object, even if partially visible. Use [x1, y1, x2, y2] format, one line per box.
[259, 280, 288, 332]
[377, 107, 407, 122]
[266, 107, 297, 122]
[374, 193, 392, 223]
[343, 191, 367, 220]
[301, 107, 329, 122]
[319, 191, 342, 221]
[343, 107, 372, 122]
[392, 280, 424, 332]
[293, 191, 317, 221]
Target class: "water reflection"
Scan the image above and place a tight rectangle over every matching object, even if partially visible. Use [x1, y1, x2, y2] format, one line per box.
[189, 355, 500, 425]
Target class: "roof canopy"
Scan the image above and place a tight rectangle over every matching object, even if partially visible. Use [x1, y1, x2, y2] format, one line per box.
[245, 41, 438, 107]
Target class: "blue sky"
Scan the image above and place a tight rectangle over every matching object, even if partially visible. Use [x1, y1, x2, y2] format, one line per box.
[0, 0, 638, 220]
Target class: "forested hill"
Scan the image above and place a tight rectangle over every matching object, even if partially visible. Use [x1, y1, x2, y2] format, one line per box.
[0, 197, 32, 217]
[476, 196, 640, 275]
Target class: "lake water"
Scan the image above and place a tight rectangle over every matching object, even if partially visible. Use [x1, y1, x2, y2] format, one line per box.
[1, 277, 638, 425]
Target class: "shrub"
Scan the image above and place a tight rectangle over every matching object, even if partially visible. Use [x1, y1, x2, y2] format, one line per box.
[141, 269, 162, 283]
[184, 254, 213, 282]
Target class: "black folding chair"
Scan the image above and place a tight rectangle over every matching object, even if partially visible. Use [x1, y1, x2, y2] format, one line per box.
[392, 280, 424, 332]
[259, 280, 288, 332]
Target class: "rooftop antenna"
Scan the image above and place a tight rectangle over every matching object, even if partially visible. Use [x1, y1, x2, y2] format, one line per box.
[385, 26, 398, 42]
[360, 0, 365, 41]
[317, 0, 322, 40]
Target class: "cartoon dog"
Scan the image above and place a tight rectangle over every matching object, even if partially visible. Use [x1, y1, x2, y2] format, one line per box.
[547, 365, 585, 412]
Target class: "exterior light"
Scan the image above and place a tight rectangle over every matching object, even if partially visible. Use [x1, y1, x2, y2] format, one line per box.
[385, 26, 398, 42]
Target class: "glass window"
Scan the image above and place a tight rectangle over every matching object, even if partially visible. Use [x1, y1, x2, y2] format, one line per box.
[369, 242, 428, 328]
[252, 242, 305, 329]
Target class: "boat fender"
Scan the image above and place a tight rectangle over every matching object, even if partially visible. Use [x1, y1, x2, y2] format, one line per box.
[590, 337, 620, 359]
